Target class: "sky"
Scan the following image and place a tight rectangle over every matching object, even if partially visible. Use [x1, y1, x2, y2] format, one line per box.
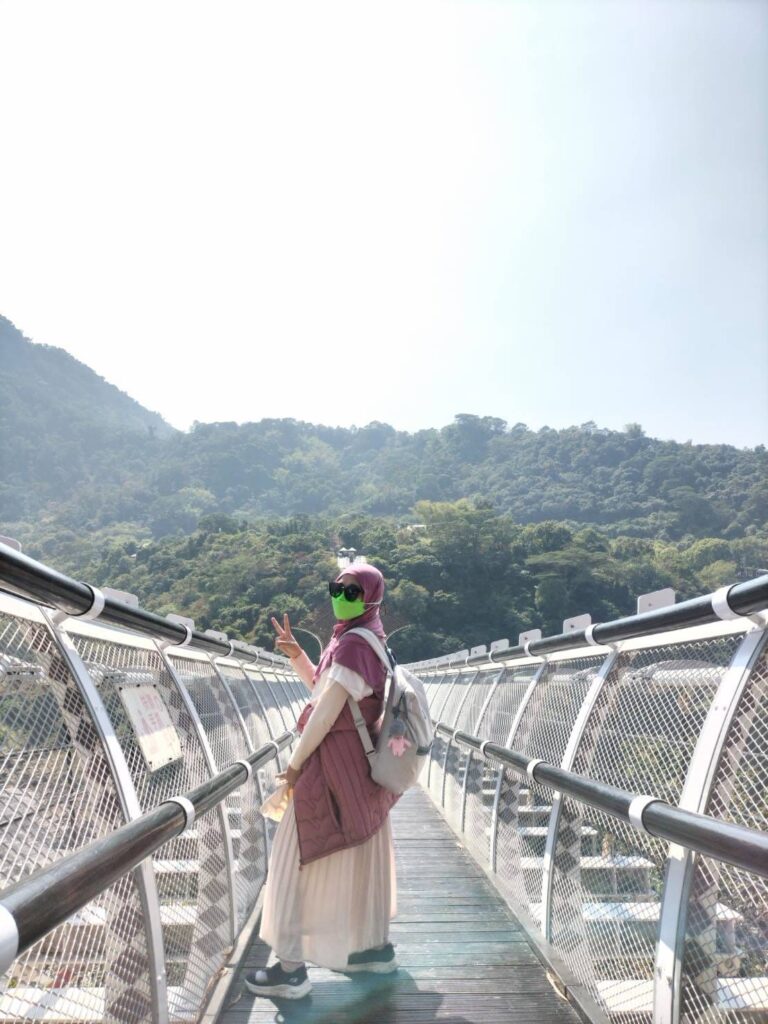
[1, 0, 766, 448]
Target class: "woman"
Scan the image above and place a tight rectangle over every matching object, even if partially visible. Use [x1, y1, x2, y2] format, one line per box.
[245, 562, 399, 1000]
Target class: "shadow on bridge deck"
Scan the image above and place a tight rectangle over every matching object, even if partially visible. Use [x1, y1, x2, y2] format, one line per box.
[218, 788, 581, 1024]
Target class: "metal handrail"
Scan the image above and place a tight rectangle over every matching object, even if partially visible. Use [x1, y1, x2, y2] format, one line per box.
[0, 542, 287, 667]
[412, 573, 768, 669]
[0, 732, 294, 974]
[434, 722, 768, 880]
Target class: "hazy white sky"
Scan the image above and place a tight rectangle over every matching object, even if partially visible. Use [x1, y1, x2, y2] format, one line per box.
[1, 0, 766, 447]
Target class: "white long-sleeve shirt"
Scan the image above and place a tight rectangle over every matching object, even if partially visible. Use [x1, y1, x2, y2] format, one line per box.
[287, 652, 372, 770]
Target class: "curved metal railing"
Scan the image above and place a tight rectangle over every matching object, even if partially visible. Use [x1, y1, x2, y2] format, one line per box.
[412, 586, 768, 1024]
[2, 542, 768, 1024]
[0, 733, 293, 975]
[0, 544, 306, 1024]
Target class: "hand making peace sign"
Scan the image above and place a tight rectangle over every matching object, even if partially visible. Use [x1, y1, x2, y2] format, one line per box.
[271, 613, 302, 661]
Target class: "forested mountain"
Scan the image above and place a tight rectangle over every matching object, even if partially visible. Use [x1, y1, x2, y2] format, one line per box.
[0, 316, 175, 520]
[2, 316, 766, 541]
[66, 505, 768, 662]
[2, 315, 767, 658]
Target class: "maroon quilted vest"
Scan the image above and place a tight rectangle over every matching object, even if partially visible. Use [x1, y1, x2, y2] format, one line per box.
[292, 689, 399, 867]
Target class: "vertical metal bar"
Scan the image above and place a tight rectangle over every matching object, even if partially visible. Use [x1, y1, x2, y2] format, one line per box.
[459, 667, 505, 833]
[653, 625, 768, 1024]
[427, 668, 461, 788]
[440, 669, 480, 807]
[41, 611, 169, 1024]
[154, 646, 240, 945]
[241, 666, 283, 741]
[490, 659, 549, 872]
[236, 663, 277, 855]
[209, 655, 276, 931]
[539, 649, 620, 941]
[207, 656, 258, 755]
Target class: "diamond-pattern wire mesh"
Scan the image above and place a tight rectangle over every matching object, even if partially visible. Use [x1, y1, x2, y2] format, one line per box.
[211, 659, 278, 851]
[680, 639, 768, 1023]
[423, 672, 446, 711]
[427, 670, 462, 801]
[0, 614, 153, 1024]
[272, 671, 302, 726]
[167, 655, 264, 937]
[548, 636, 742, 1024]
[68, 635, 231, 1020]
[244, 670, 290, 742]
[240, 667, 290, 849]
[494, 657, 604, 918]
[443, 668, 503, 831]
[463, 663, 540, 865]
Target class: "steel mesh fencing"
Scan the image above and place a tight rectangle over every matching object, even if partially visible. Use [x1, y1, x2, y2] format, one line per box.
[167, 651, 264, 933]
[424, 672, 448, 712]
[242, 669, 290, 742]
[215, 661, 273, 750]
[549, 635, 742, 1024]
[69, 635, 233, 1018]
[272, 671, 304, 726]
[443, 668, 503, 832]
[427, 670, 463, 801]
[462, 663, 540, 865]
[679, 639, 768, 1023]
[437, 671, 477, 824]
[0, 611, 154, 1024]
[240, 667, 290, 848]
[213, 661, 282, 846]
[494, 657, 603, 917]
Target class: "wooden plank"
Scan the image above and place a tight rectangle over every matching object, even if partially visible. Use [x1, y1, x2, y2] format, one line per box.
[218, 787, 582, 1024]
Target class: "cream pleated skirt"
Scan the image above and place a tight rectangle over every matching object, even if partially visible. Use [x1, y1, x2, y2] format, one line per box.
[259, 799, 397, 970]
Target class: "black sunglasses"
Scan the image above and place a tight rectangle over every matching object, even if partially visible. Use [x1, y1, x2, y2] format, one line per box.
[329, 581, 364, 601]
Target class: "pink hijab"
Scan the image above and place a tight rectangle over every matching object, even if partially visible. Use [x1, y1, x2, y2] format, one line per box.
[314, 563, 387, 688]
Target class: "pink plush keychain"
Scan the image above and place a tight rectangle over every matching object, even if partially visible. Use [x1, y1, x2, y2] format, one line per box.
[387, 716, 411, 757]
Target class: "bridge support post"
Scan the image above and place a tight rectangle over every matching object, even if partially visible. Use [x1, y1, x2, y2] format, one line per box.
[459, 666, 506, 833]
[490, 659, 548, 872]
[427, 667, 461, 792]
[208, 655, 274, 931]
[539, 648, 619, 942]
[440, 669, 480, 812]
[653, 624, 768, 1024]
[41, 610, 169, 1024]
[155, 648, 241, 945]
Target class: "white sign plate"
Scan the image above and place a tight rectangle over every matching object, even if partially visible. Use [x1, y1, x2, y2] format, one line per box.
[118, 685, 182, 772]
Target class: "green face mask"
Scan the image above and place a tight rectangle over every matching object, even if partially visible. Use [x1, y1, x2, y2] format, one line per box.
[331, 593, 366, 621]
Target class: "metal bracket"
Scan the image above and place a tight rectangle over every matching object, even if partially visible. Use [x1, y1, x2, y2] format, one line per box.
[163, 796, 196, 833]
[628, 795, 658, 833]
[524, 640, 546, 659]
[164, 624, 193, 649]
[52, 585, 106, 625]
[479, 739, 491, 759]
[584, 624, 599, 646]
[235, 759, 253, 782]
[584, 623, 614, 648]
[0, 904, 19, 976]
[526, 758, 546, 783]
[711, 586, 741, 621]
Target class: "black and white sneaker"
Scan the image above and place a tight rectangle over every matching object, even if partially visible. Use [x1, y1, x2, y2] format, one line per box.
[243, 962, 312, 999]
[345, 942, 398, 974]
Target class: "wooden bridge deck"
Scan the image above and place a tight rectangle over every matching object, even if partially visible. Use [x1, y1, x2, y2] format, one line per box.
[218, 788, 582, 1024]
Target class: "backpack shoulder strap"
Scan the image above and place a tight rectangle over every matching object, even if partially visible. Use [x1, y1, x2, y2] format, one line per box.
[347, 696, 375, 762]
[344, 627, 395, 672]
[343, 628, 395, 763]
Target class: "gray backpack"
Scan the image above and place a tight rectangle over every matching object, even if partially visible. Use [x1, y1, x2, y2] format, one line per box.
[345, 627, 434, 795]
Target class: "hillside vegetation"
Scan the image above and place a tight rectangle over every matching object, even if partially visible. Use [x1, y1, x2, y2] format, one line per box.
[2, 315, 766, 658]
